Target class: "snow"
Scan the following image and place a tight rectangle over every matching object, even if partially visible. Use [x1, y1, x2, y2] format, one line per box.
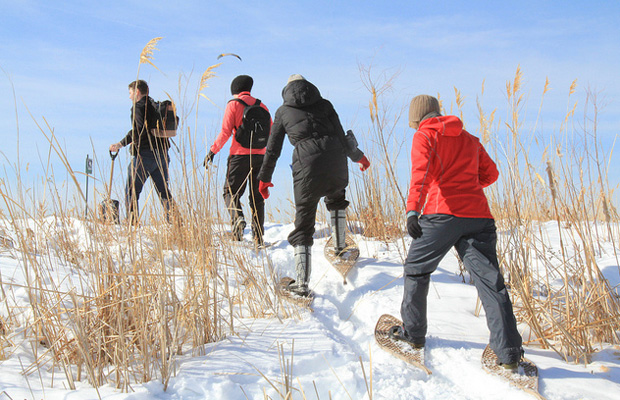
[1, 220, 619, 400]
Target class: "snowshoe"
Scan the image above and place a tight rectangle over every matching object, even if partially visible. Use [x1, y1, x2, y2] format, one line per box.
[323, 236, 359, 284]
[375, 314, 431, 374]
[481, 345, 543, 399]
[277, 277, 314, 309]
[388, 325, 425, 349]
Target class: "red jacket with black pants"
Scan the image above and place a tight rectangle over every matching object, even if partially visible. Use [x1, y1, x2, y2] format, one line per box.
[209, 91, 271, 242]
[401, 115, 523, 366]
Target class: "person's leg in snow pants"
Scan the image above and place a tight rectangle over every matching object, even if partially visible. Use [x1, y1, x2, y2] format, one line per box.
[223, 155, 248, 224]
[287, 188, 349, 247]
[224, 155, 265, 240]
[324, 188, 349, 214]
[126, 151, 172, 222]
[401, 214, 522, 364]
[247, 155, 265, 242]
[288, 198, 318, 247]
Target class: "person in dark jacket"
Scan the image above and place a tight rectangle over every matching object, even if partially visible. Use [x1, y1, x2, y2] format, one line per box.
[204, 75, 272, 245]
[257, 74, 370, 296]
[392, 94, 523, 370]
[109, 79, 174, 224]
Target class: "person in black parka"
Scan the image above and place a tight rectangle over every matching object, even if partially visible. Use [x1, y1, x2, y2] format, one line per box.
[257, 74, 370, 296]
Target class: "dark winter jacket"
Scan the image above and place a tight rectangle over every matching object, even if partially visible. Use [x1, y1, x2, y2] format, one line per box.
[120, 96, 170, 156]
[257, 80, 363, 200]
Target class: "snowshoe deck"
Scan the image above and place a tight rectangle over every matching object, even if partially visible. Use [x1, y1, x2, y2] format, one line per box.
[481, 345, 545, 399]
[277, 277, 314, 310]
[236, 240, 277, 251]
[374, 314, 432, 375]
[218, 235, 277, 250]
[324, 236, 359, 284]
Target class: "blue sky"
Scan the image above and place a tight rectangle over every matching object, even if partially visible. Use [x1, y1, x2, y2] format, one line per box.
[1, 1, 619, 215]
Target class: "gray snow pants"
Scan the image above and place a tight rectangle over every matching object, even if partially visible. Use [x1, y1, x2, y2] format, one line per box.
[400, 214, 523, 364]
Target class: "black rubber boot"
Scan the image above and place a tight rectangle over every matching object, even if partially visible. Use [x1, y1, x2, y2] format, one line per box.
[288, 245, 311, 296]
[330, 209, 346, 253]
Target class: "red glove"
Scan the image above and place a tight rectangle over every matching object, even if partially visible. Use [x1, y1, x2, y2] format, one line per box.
[259, 181, 274, 199]
[358, 155, 370, 171]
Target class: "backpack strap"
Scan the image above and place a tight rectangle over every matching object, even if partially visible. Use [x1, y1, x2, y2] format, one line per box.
[228, 98, 249, 107]
[229, 98, 262, 107]
[228, 98, 250, 133]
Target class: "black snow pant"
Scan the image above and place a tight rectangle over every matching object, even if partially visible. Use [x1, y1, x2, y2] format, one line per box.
[223, 154, 265, 242]
[125, 150, 172, 223]
[287, 136, 349, 247]
[288, 188, 349, 247]
[400, 214, 523, 364]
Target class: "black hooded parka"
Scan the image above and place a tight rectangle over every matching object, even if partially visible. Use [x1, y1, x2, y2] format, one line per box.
[258, 79, 363, 246]
[258, 79, 362, 202]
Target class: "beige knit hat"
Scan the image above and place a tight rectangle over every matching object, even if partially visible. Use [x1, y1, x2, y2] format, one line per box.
[409, 95, 441, 129]
[287, 74, 306, 84]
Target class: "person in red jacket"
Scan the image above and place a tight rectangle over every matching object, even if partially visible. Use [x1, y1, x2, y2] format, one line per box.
[391, 94, 523, 370]
[204, 75, 272, 245]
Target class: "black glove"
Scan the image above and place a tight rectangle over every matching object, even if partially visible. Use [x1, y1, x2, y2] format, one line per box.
[203, 150, 215, 168]
[407, 214, 422, 239]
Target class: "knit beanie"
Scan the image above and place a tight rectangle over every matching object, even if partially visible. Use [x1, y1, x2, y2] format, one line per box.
[287, 74, 306, 84]
[409, 95, 441, 128]
[230, 75, 253, 95]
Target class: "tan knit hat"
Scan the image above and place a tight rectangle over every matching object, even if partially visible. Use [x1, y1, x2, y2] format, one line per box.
[287, 74, 306, 84]
[409, 95, 441, 129]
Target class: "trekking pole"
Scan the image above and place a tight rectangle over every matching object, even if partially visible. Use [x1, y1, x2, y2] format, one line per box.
[108, 150, 118, 200]
[84, 154, 92, 219]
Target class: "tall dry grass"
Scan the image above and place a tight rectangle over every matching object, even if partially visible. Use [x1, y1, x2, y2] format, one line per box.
[482, 68, 620, 364]
[347, 64, 410, 263]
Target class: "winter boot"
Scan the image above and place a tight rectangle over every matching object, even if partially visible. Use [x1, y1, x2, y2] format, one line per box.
[500, 362, 518, 372]
[287, 245, 312, 297]
[388, 326, 425, 349]
[232, 217, 246, 241]
[330, 209, 347, 254]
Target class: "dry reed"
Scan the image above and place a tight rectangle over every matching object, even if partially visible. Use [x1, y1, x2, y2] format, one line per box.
[483, 68, 620, 363]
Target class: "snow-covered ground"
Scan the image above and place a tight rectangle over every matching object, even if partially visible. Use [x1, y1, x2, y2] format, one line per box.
[1, 220, 619, 399]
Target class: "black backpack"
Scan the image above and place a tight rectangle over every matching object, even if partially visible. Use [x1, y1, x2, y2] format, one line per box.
[230, 98, 271, 149]
[151, 99, 179, 138]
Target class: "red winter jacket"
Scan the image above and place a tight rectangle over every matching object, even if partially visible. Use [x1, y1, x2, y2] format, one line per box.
[406, 115, 498, 218]
[210, 91, 271, 156]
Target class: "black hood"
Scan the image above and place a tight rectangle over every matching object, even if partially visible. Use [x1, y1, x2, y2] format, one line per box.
[281, 79, 322, 107]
